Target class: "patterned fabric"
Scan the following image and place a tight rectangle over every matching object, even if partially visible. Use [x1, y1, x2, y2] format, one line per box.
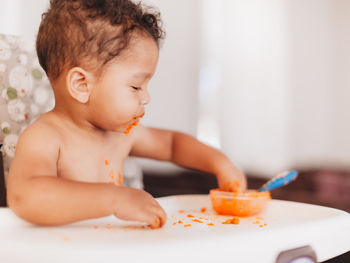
[0, 33, 55, 181]
[0, 33, 143, 189]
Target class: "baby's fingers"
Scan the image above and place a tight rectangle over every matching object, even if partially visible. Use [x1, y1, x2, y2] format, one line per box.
[148, 204, 167, 227]
[142, 212, 162, 229]
[134, 204, 166, 229]
[220, 178, 247, 192]
[231, 179, 247, 192]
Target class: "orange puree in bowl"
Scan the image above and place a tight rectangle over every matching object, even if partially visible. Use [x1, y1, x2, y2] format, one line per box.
[210, 189, 271, 217]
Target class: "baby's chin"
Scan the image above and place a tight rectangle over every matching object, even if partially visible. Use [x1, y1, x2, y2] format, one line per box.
[123, 119, 140, 135]
[108, 113, 144, 134]
[109, 119, 139, 134]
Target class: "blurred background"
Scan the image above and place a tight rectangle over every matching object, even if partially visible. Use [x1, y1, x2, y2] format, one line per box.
[0, 0, 349, 213]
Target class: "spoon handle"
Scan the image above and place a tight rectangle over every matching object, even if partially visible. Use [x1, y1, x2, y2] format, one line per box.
[258, 170, 299, 192]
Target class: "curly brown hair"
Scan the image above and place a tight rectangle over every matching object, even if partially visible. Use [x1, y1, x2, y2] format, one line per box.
[36, 0, 165, 81]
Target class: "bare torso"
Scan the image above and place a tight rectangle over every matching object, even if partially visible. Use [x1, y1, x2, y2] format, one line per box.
[39, 112, 134, 185]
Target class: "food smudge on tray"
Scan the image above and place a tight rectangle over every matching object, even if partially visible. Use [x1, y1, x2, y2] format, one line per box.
[169, 206, 269, 229]
[222, 217, 240, 225]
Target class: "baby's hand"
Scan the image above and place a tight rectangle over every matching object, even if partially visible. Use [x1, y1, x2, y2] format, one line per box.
[216, 164, 247, 192]
[112, 187, 166, 229]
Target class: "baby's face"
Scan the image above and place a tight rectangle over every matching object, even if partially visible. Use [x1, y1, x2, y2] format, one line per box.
[88, 36, 159, 133]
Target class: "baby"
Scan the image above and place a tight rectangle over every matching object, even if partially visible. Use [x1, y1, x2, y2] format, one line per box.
[7, 0, 246, 228]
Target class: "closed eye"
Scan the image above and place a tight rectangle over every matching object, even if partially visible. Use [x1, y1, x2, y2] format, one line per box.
[131, 86, 141, 91]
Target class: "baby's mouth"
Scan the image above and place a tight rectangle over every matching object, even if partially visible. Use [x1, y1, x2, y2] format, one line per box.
[134, 112, 145, 120]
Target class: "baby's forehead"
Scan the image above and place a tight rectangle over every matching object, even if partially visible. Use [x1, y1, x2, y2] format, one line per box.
[97, 38, 159, 80]
[107, 36, 159, 66]
[119, 33, 159, 58]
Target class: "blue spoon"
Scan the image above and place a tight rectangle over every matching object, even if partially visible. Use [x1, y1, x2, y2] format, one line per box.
[258, 170, 299, 192]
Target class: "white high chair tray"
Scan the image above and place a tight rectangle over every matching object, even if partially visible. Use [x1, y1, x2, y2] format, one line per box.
[0, 195, 349, 263]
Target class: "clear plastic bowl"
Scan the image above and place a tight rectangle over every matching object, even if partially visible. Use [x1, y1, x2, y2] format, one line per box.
[210, 189, 271, 217]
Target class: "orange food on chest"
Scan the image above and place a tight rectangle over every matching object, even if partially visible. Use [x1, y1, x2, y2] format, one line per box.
[117, 172, 123, 185]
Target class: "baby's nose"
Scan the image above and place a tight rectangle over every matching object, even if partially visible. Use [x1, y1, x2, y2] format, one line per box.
[141, 89, 151, 105]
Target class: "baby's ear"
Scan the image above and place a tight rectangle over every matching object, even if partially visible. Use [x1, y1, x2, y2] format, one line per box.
[66, 67, 93, 103]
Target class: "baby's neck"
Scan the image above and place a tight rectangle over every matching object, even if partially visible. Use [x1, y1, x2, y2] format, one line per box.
[50, 106, 109, 138]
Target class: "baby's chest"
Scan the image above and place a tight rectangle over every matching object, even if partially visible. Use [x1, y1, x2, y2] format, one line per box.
[56, 137, 132, 184]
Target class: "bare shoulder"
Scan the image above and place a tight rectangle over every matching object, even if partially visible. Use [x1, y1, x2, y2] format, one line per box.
[9, 112, 62, 179]
[18, 112, 61, 150]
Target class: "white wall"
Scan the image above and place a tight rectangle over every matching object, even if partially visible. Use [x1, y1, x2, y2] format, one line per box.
[138, 0, 201, 172]
[210, 0, 350, 177]
[218, 0, 292, 176]
[0, 0, 48, 41]
[288, 0, 350, 170]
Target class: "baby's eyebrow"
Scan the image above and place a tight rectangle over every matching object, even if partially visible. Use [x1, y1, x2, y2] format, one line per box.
[132, 72, 152, 79]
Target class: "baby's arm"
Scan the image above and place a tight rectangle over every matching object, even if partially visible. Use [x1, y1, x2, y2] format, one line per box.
[130, 125, 247, 192]
[7, 124, 165, 227]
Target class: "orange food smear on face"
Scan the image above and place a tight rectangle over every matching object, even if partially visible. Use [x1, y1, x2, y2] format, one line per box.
[200, 208, 207, 213]
[178, 210, 185, 214]
[136, 113, 145, 119]
[184, 224, 192, 227]
[207, 223, 214, 226]
[105, 160, 110, 165]
[172, 222, 177, 226]
[222, 217, 240, 225]
[192, 219, 203, 223]
[178, 220, 183, 224]
[124, 121, 139, 135]
[187, 214, 194, 218]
